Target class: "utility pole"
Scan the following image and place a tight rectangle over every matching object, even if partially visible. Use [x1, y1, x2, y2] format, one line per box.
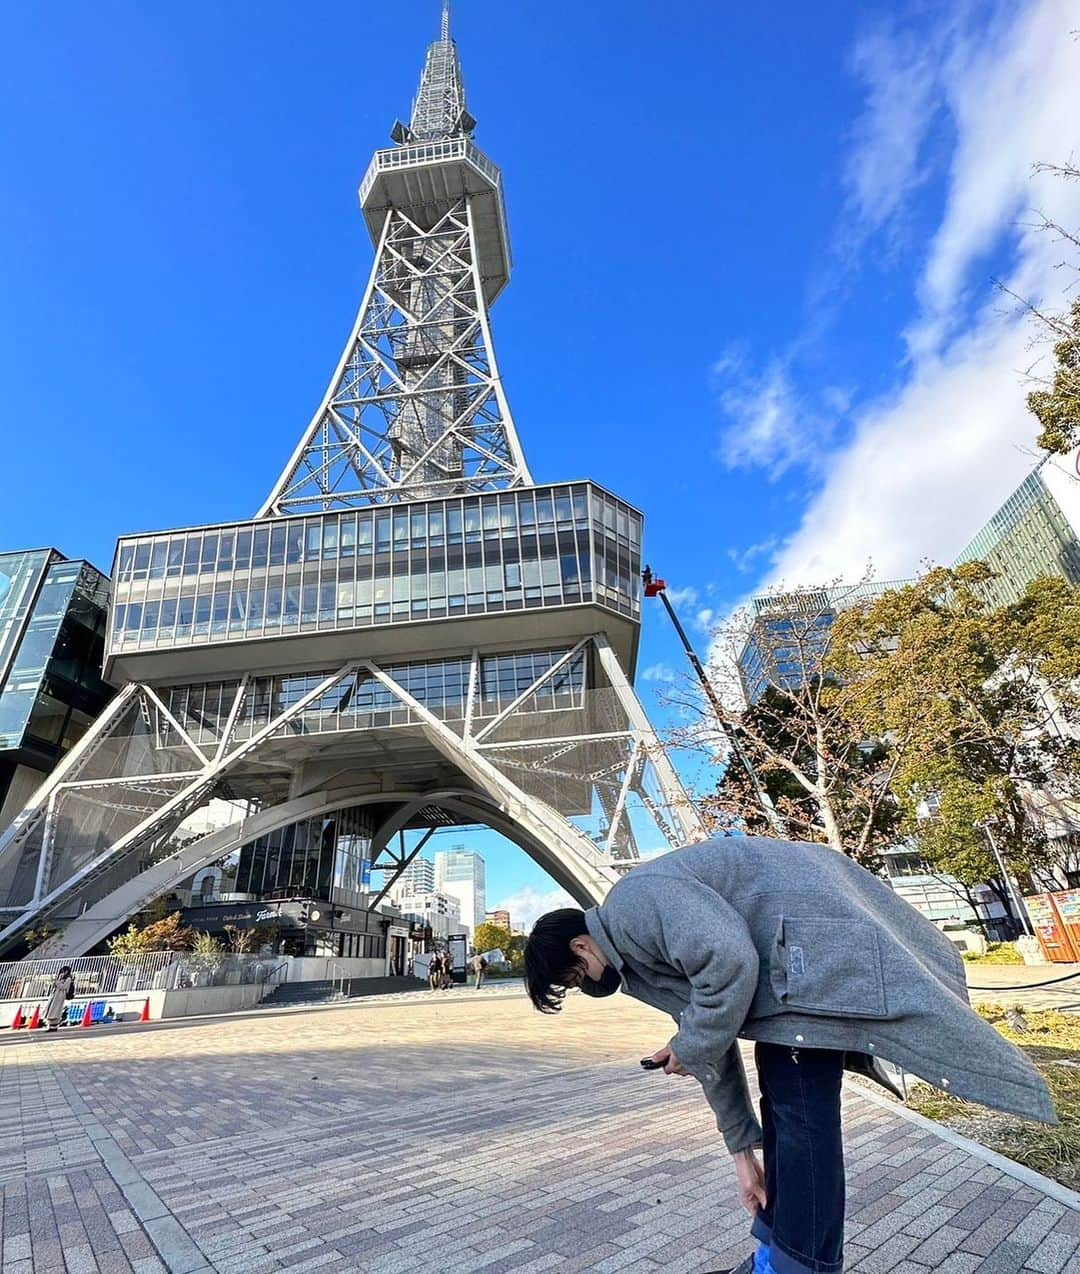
[642, 568, 787, 837]
[982, 823, 1034, 937]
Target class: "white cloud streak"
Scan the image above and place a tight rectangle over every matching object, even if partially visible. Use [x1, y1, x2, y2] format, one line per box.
[714, 357, 838, 480]
[842, 18, 943, 238]
[726, 535, 780, 574]
[762, 0, 1080, 588]
[491, 883, 575, 934]
[663, 585, 699, 608]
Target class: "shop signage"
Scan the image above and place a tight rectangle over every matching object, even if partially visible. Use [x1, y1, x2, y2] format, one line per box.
[1025, 893, 1079, 963]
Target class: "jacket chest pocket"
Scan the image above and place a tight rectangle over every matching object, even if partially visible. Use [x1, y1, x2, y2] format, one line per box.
[771, 916, 888, 1019]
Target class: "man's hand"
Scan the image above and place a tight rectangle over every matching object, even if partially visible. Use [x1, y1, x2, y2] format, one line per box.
[731, 1148, 767, 1216]
[648, 1043, 689, 1076]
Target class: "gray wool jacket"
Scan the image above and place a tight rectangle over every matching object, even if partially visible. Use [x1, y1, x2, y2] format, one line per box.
[585, 836, 1056, 1154]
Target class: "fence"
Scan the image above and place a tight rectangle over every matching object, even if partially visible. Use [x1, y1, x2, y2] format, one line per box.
[0, 951, 286, 1003]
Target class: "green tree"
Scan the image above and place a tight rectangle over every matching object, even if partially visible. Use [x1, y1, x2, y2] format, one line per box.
[504, 932, 527, 973]
[107, 911, 195, 955]
[191, 931, 224, 957]
[831, 566, 1080, 907]
[472, 922, 513, 957]
[1028, 296, 1080, 454]
[1014, 160, 1080, 456]
[21, 922, 58, 954]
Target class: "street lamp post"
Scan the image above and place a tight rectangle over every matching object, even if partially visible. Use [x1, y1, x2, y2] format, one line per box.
[981, 822, 1035, 938]
[641, 567, 787, 838]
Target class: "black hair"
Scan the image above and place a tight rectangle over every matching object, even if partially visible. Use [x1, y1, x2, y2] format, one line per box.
[58, 966, 72, 977]
[524, 907, 589, 1012]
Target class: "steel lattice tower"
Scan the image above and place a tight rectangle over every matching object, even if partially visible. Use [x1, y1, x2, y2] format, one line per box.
[0, 4, 703, 957]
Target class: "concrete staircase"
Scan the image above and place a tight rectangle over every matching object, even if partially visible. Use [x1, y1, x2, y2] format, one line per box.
[259, 976, 420, 1009]
[259, 980, 338, 1008]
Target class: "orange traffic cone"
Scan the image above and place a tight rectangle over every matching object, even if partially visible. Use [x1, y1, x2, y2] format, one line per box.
[11, 1006, 24, 1031]
[27, 1005, 41, 1031]
[140, 998, 150, 1023]
[80, 1002, 93, 1029]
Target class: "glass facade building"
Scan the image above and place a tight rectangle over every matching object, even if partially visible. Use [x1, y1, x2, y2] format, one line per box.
[738, 613, 834, 706]
[107, 483, 641, 662]
[953, 461, 1080, 608]
[0, 551, 113, 826]
[235, 805, 373, 908]
[385, 855, 434, 898]
[737, 581, 909, 706]
[434, 847, 485, 933]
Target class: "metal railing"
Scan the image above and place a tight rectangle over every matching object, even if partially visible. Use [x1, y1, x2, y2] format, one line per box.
[360, 138, 501, 204]
[0, 951, 286, 1003]
[329, 960, 349, 1000]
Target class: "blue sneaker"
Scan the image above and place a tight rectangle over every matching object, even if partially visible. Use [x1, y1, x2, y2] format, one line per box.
[753, 1244, 776, 1274]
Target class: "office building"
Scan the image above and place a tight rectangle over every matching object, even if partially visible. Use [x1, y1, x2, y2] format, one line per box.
[396, 890, 462, 940]
[435, 847, 485, 934]
[385, 854, 435, 899]
[953, 448, 1080, 607]
[738, 580, 908, 705]
[0, 550, 113, 830]
[485, 908, 511, 931]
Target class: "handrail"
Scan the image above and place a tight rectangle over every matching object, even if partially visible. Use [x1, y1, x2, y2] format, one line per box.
[329, 960, 349, 1000]
[265, 960, 289, 987]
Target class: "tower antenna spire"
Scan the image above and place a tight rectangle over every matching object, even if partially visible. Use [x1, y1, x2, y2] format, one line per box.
[441, 0, 450, 43]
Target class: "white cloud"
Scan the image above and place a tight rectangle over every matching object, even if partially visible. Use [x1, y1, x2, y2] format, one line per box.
[843, 19, 943, 237]
[714, 358, 837, 479]
[760, 0, 1080, 590]
[821, 387, 854, 415]
[641, 662, 677, 683]
[663, 585, 699, 608]
[907, 0, 1079, 357]
[492, 883, 575, 933]
[726, 535, 780, 574]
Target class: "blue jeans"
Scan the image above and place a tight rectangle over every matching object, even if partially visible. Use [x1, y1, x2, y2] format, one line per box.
[750, 1042, 845, 1274]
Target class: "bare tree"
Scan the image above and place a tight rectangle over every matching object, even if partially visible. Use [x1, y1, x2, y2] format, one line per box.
[997, 158, 1080, 454]
[665, 580, 907, 865]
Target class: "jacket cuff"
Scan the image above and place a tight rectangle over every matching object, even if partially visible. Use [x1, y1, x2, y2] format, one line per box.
[720, 1114, 763, 1155]
[671, 1030, 712, 1077]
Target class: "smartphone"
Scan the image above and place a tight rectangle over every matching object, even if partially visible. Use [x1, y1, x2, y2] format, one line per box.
[640, 1057, 665, 1070]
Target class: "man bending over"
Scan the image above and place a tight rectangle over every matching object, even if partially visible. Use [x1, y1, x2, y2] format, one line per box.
[525, 837, 1055, 1274]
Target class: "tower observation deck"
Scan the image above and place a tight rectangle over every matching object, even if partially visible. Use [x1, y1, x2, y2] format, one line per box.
[0, 3, 703, 957]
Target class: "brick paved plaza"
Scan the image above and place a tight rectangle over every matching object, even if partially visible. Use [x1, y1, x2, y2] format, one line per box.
[0, 987, 1077, 1273]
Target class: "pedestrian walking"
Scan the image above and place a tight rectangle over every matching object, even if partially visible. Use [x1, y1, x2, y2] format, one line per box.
[470, 952, 487, 990]
[440, 951, 453, 990]
[43, 966, 75, 1033]
[428, 952, 441, 992]
[524, 836, 1056, 1274]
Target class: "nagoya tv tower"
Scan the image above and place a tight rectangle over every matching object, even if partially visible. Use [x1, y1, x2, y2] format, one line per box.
[0, 2, 703, 957]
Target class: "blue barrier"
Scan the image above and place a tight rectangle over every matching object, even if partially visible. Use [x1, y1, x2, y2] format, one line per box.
[65, 1000, 108, 1025]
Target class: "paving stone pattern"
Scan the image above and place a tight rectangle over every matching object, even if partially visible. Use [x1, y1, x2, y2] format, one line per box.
[0, 988, 1076, 1272]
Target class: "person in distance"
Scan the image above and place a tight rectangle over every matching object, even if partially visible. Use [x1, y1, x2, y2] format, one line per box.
[524, 836, 1055, 1274]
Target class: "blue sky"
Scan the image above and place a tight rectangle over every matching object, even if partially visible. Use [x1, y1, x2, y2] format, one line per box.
[2, 2, 1078, 927]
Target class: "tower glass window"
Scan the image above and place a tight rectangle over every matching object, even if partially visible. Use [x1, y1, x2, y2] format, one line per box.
[107, 483, 642, 662]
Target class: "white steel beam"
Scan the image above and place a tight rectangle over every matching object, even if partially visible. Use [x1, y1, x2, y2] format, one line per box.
[591, 635, 706, 845]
